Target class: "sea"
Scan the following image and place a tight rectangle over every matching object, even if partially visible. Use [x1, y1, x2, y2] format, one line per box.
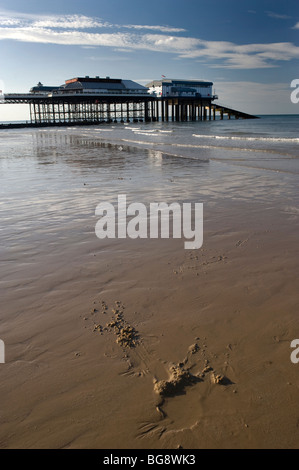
[0, 114, 299, 255]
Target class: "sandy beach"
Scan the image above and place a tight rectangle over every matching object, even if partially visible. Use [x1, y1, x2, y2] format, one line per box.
[1, 123, 299, 449]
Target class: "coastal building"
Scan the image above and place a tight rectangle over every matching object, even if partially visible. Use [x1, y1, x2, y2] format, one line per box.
[147, 78, 217, 100]
[56, 76, 148, 97]
[4, 76, 152, 124]
[30, 82, 60, 94]
[146, 78, 221, 122]
[30, 77, 148, 97]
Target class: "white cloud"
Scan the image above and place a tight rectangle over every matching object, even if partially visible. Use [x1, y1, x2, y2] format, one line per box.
[122, 24, 186, 33]
[0, 11, 184, 33]
[0, 27, 133, 47]
[178, 40, 299, 68]
[0, 11, 298, 69]
[32, 15, 110, 29]
[0, 17, 21, 26]
[266, 11, 291, 20]
[213, 54, 277, 69]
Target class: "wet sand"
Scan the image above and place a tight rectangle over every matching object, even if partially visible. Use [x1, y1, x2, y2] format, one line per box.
[1, 195, 299, 449]
[1, 127, 299, 449]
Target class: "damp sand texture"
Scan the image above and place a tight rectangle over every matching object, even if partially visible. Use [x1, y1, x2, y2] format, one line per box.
[1, 119, 299, 449]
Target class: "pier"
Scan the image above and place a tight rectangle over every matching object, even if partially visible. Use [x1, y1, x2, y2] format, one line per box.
[0, 76, 258, 128]
[149, 99, 258, 122]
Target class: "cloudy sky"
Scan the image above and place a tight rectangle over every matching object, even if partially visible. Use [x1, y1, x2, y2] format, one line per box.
[0, 0, 298, 120]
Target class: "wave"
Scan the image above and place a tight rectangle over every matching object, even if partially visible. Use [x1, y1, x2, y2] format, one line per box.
[192, 134, 299, 143]
[93, 128, 114, 132]
[129, 129, 173, 134]
[120, 138, 297, 158]
[122, 138, 157, 145]
[132, 129, 155, 132]
[133, 132, 160, 137]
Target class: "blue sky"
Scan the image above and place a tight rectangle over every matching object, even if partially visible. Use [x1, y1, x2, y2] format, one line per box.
[0, 0, 299, 120]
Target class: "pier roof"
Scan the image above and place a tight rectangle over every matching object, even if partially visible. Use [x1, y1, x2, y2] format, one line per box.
[61, 77, 148, 93]
[30, 82, 60, 94]
[147, 78, 213, 87]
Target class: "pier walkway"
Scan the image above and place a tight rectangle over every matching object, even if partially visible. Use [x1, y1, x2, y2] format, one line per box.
[0, 92, 258, 129]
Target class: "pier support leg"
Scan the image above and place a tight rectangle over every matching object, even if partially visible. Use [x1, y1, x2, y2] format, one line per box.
[144, 101, 149, 122]
[126, 102, 130, 122]
[161, 100, 164, 122]
[165, 100, 169, 122]
[107, 103, 111, 122]
[151, 101, 155, 121]
[52, 102, 55, 124]
[133, 103, 138, 122]
[191, 103, 196, 121]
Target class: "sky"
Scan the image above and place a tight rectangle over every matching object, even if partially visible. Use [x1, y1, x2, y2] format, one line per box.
[0, 0, 298, 120]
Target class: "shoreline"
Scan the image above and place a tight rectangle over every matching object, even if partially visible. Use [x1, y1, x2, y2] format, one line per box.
[0, 114, 297, 130]
[0, 120, 128, 130]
